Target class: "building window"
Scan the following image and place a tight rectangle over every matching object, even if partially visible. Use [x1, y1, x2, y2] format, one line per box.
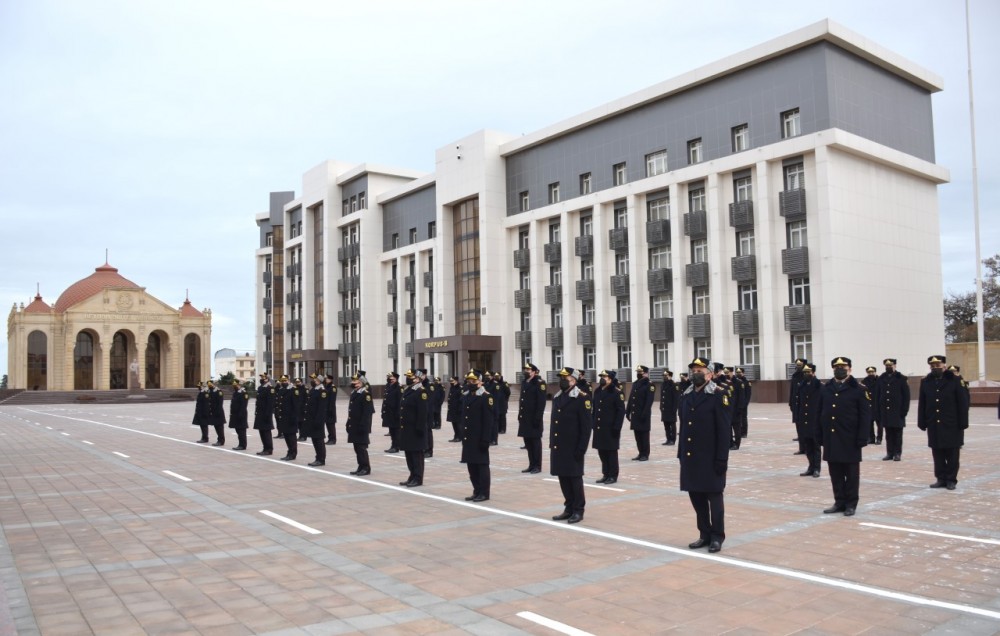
[584, 347, 597, 370]
[548, 222, 561, 243]
[734, 176, 753, 202]
[782, 108, 801, 139]
[651, 293, 673, 318]
[737, 230, 755, 256]
[428, 221, 436, 239]
[520, 311, 531, 331]
[265, 232, 273, 247]
[580, 173, 592, 195]
[647, 196, 669, 221]
[551, 306, 563, 328]
[409, 228, 418, 244]
[550, 265, 562, 286]
[738, 284, 758, 310]
[789, 277, 811, 305]
[694, 339, 712, 360]
[615, 253, 629, 276]
[614, 204, 627, 228]
[521, 350, 532, 368]
[792, 333, 813, 361]
[649, 245, 670, 269]
[391, 233, 399, 249]
[548, 182, 560, 204]
[581, 260, 593, 280]
[645, 150, 668, 177]
[613, 162, 627, 186]
[787, 221, 807, 249]
[582, 304, 595, 325]
[689, 186, 706, 212]
[653, 343, 669, 367]
[687, 138, 703, 164]
[518, 227, 530, 249]
[691, 238, 708, 264]
[519, 270, 530, 290]
[693, 289, 710, 314]
[552, 348, 563, 371]
[342, 199, 350, 215]
[520, 191, 530, 212]
[617, 299, 630, 322]
[358, 191, 367, 209]
[731, 124, 749, 152]
[580, 215, 592, 236]
[618, 346, 632, 369]
[741, 337, 760, 365]
[350, 196, 358, 213]
[784, 163, 805, 191]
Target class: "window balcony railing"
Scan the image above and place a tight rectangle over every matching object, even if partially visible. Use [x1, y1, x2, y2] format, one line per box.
[784, 305, 812, 332]
[647, 268, 672, 294]
[575, 279, 594, 301]
[610, 321, 631, 343]
[779, 188, 807, 219]
[514, 288, 531, 309]
[686, 262, 709, 287]
[545, 327, 563, 348]
[544, 284, 562, 305]
[731, 255, 756, 282]
[543, 242, 562, 264]
[729, 200, 754, 230]
[610, 274, 630, 297]
[574, 235, 593, 258]
[608, 227, 628, 252]
[646, 219, 670, 245]
[576, 324, 597, 346]
[648, 317, 674, 343]
[683, 210, 707, 238]
[513, 248, 530, 269]
[732, 309, 759, 335]
[782, 247, 809, 276]
[687, 314, 711, 339]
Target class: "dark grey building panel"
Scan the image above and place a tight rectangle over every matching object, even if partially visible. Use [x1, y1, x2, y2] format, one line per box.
[382, 185, 437, 251]
[341, 175, 369, 202]
[259, 191, 294, 247]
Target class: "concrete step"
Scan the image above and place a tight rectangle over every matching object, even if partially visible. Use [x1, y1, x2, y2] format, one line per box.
[0, 388, 199, 406]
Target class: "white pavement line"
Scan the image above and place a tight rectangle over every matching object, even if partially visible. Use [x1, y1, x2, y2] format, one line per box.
[517, 611, 594, 636]
[162, 470, 192, 482]
[82, 441, 94, 445]
[543, 477, 625, 493]
[61, 432, 70, 436]
[159, 422, 171, 425]
[860, 522, 1000, 546]
[25, 408, 1000, 622]
[112, 451, 130, 458]
[259, 510, 322, 535]
[45, 426, 52, 430]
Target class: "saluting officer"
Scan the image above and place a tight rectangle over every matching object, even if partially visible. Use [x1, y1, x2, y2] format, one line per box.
[228, 380, 249, 450]
[735, 367, 752, 440]
[817, 357, 872, 517]
[495, 372, 511, 436]
[722, 367, 743, 450]
[192, 381, 211, 443]
[660, 369, 678, 446]
[918, 355, 970, 490]
[862, 366, 880, 443]
[346, 372, 374, 475]
[875, 358, 910, 462]
[418, 369, 435, 459]
[517, 363, 547, 474]
[626, 364, 655, 461]
[793, 363, 823, 478]
[207, 381, 227, 446]
[789, 358, 807, 453]
[274, 375, 292, 444]
[460, 370, 494, 502]
[303, 373, 328, 466]
[576, 369, 591, 395]
[279, 378, 302, 461]
[678, 358, 731, 553]
[549, 367, 593, 524]
[446, 376, 462, 442]
[253, 374, 275, 456]
[324, 374, 339, 445]
[592, 369, 625, 484]
[383, 372, 401, 452]
[399, 369, 429, 487]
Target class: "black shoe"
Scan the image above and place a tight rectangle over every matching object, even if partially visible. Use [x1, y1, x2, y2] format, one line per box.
[793, 450, 805, 455]
[355, 468, 370, 476]
[325, 440, 336, 445]
[929, 480, 945, 488]
[464, 495, 477, 501]
[350, 469, 360, 475]
[256, 450, 272, 456]
[638, 456, 648, 462]
[729, 444, 739, 450]
[893, 455, 901, 462]
[799, 470, 813, 477]
[567, 513, 583, 524]
[211, 442, 224, 447]
[196, 439, 209, 443]
[232, 446, 246, 450]
[882, 455, 893, 461]
[596, 476, 608, 484]
[472, 494, 489, 502]
[844, 508, 856, 517]
[521, 467, 533, 473]
[298, 435, 307, 441]
[823, 505, 845, 514]
[529, 468, 541, 474]
[876, 437, 883, 444]
[662, 441, 671, 446]
[491, 441, 498, 446]
[946, 482, 956, 490]
[688, 538, 709, 549]
[449, 438, 461, 442]
[631, 455, 642, 461]
[812, 471, 820, 478]
[308, 461, 324, 467]
[666, 441, 675, 446]
[280, 456, 294, 461]
[424, 451, 433, 458]
[520, 445, 527, 450]
[708, 541, 722, 553]
[792, 437, 799, 442]
[406, 481, 422, 488]
[399, 480, 414, 486]
[604, 477, 617, 484]
[384, 448, 399, 453]
[552, 511, 572, 521]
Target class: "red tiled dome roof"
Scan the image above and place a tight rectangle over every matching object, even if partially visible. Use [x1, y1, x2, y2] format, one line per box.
[53, 263, 139, 313]
[24, 293, 52, 314]
[179, 298, 204, 318]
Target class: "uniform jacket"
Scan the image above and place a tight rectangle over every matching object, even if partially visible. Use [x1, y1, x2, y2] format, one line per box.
[324, 381, 338, 424]
[209, 388, 226, 425]
[737, 375, 753, 408]
[792, 377, 823, 440]
[517, 375, 547, 439]
[626, 375, 655, 431]
[497, 381, 511, 416]
[917, 370, 969, 449]
[398, 381, 429, 451]
[253, 381, 275, 430]
[381, 381, 401, 428]
[660, 379, 678, 424]
[788, 369, 805, 411]
[446, 383, 462, 423]
[874, 371, 910, 428]
[291, 385, 308, 431]
[460, 386, 494, 464]
[677, 382, 731, 492]
[192, 389, 211, 426]
[549, 387, 593, 477]
[228, 388, 249, 430]
[346, 386, 375, 445]
[302, 384, 327, 438]
[428, 381, 445, 415]
[592, 382, 626, 450]
[815, 377, 872, 463]
[274, 384, 293, 431]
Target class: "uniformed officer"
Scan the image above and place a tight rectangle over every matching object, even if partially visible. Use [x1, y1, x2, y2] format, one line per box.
[549, 367, 593, 524]
[862, 366, 880, 443]
[677, 373, 691, 394]
[576, 369, 591, 395]
[303, 373, 328, 466]
[446, 376, 462, 442]
[253, 374, 275, 455]
[429, 375, 445, 431]
[816, 357, 872, 516]
[460, 369, 494, 502]
[592, 369, 625, 484]
[660, 369, 679, 446]
[918, 355, 970, 490]
[495, 372, 511, 436]
[324, 374, 339, 445]
[279, 378, 302, 461]
[626, 365, 655, 461]
[418, 369, 435, 458]
[517, 363, 547, 474]
[722, 367, 743, 450]
[734, 367, 752, 440]
[229, 380, 249, 450]
[793, 363, 822, 477]
[192, 381, 211, 443]
[789, 358, 807, 452]
[346, 372, 374, 475]
[274, 375, 291, 444]
[875, 358, 910, 462]
[399, 369, 429, 487]
[678, 358, 731, 553]
[208, 381, 227, 446]
[383, 372, 401, 452]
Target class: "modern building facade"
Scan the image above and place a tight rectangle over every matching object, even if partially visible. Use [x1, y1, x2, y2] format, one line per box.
[214, 348, 257, 383]
[254, 20, 948, 390]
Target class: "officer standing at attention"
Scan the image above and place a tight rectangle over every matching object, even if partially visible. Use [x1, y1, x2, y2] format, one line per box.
[918, 355, 970, 490]
[279, 378, 301, 461]
[678, 358, 731, 553]
[576, 369, 591, 395]
[192, 381, 211, 443]
[789, 358, 807, 453]
[418, 369, 435, 459]
[274, 375, 291, 444]
[735, 367, 752, 441]
[517, 363, 547, 474]
[817, 357, 872, 517]
[793, 363, 823, 478]
[549, 367, 593, 524]
[383, 372, 401, 452]
[324, 374, 339, 445]
[861, 366, 880, 444]
[346, 372, 374, 476]
[446, 376, 463, 442]
[659, 369, 678, 446]
[229, 380, 249, 450]
[399, 369, 429, 487]
[722, 367, 743, 450]
[592, 370, 625, 484]
[208, 381, 227, 446]
[626, 365, 655, 461]
[875, 358, 910, 462]
[495, 372, 511, 436]
[429, 375, 445, 431]
[460, 369, 494, 502]
[254, 374, 275, 456]
[303, 373, 328, 466]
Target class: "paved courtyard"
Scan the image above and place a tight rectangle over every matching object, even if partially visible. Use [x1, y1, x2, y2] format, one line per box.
[1, 398, 998, 635]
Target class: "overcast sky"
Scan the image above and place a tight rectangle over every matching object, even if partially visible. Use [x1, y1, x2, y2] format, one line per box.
[1, 0, 998, 378]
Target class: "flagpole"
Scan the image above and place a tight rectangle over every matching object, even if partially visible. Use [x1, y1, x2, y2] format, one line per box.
[965, 0, 986, 384]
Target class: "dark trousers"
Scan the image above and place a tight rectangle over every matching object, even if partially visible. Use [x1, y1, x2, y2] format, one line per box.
[450, 420, 461, 441]
[404, 450, 424, 483]
[212, 423, 225, 443]
[663, 420, 676, 443]
[740, 409, 749, 438]
[234, 428, 247, 448]
[354, 443, 369, 470]
[932, 447, 961, 485]
[467, 462, 490, 497]
[426, 426, 434, 454]
[275, 417, 285, 439]
[524, 437, 542, 470]
[258, 428, 273, 452]
[598, 449, 619, 479]
[388, 427, 400, 449]
[558, 475, 585, 514]
[497, 413, 507, 434]
[869, 419, 883, 442]
[197, 424, 209, 442]
[802, 437, 821, 473]
[688, 491, 725, 543]
[884, 427, 903, 457]
[633, 429, 650, 458]
[730, 410, 743, 448]
[326, 420, 337, 443]
[827, 461, 860, 509]
[311, 435, 326, 463]
[284, 430, 297, 458]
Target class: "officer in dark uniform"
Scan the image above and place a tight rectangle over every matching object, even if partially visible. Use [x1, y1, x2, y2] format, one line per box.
[735, 367, 752, 440]
[460, 369, 494, 502]
[429, 375, 445, 430]
[678, 358, 731, 553]
[192, 381, 211, 443]
[324, 374, 339, 445]
[399, 369, 429, 487]
[576, 369, 591, 395]
[677, 373, 691, 393]
[722, 367, 743, 450]
[303, 373, 328, 466]
[253, 374, 275, 455]
[793, 363, 822, 477]
[592, 369, 625, 484]
[346, 372, 374, 475]
[382, 372, 401, 452]
[229, 380, 249, 450]
[660, 369, 678, 445]
[875, 358, 910, 462]
[549, 367, 593, 524]
[517, 363, 547, 474]
[816, 357, 872, 516]
[789, 358, 807, 452]
[918, 355, 970, 490]
[279, 378, 303, 461]
[626, 365, 655, 461]
[274, 375, 291, 443]
[208, 381, 227, 446]
[446, 376, 462, 442]
[496, 372, 511, 435]
[861, 366, 880, 443]
[418, 369, 435, 458]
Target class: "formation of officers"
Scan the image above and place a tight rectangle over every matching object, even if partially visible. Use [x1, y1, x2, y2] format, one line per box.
[200, 351, 971, 553]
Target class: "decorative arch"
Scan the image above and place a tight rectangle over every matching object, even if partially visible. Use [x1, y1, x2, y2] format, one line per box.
[184, 333, 201, 388]
[109, 329, 136, 390]
[145, 330, 168, 389]
[74, 330, 98, 390]
[26, 330, 47, 390]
